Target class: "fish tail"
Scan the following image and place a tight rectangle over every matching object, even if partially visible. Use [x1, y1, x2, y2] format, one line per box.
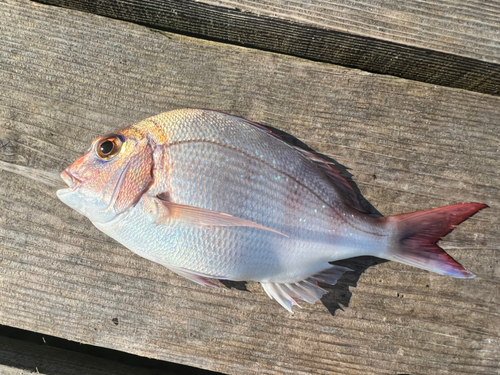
[383, 202, 487, 278]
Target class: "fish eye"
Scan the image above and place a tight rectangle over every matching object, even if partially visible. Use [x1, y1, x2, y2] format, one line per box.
[96, 135, 124, 160]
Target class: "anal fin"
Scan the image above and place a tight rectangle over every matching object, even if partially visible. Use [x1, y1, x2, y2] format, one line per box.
[261, 265, 352, 312]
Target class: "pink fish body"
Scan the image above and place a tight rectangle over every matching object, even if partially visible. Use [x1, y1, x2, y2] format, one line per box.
[57, 109, 487, 311]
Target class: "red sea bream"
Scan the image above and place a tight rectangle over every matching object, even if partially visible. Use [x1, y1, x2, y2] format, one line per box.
[57, 109, 487, 312]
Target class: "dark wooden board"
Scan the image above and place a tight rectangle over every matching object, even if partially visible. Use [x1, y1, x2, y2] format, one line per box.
[0, 333, 186, 375]
[0, 0, 499, 374]
[33, 0, 500, 96]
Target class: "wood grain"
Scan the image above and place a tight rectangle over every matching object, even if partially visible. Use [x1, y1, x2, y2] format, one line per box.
[0, 334, 185, 375]
[0, 0, 499, 374]
[33, 0, 500, 95]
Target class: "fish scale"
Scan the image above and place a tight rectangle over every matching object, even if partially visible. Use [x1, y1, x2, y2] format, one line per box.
[152, 111, 343, 204]
[57, 109, 487, 312]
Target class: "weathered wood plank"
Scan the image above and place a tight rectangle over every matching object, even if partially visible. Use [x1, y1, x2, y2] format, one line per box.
[0, 333, 189, 375]
[0, 0, 499, 374]
[0, 366, 33, 374]
[33, 0, 500, 95]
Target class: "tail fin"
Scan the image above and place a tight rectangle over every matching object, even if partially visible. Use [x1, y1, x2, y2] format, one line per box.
[384, 203, 487, 278]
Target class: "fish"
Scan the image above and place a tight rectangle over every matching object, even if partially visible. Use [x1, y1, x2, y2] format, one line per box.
[57, 109, 488, 312]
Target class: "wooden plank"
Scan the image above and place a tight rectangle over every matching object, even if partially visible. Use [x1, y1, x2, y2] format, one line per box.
[0, 366, 33, 375]
[0, 333, 188, 375]
[0, 0, 499, 374]
[33, 0, 500, 96]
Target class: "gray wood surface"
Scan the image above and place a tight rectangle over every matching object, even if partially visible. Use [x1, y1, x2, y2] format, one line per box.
[1, 0, 499, 374]
[0, 366, 33, 375]
[34, 0, 500, 95]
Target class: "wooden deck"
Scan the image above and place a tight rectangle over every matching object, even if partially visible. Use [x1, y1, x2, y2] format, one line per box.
[0, 0, 499, 374]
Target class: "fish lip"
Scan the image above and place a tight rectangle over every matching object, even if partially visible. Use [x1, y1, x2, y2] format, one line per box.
[60, 169, 81, 190]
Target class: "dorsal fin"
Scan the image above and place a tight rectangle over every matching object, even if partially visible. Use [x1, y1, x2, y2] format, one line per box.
[293, 147, 368, 213]
[211, 110, 368, 213]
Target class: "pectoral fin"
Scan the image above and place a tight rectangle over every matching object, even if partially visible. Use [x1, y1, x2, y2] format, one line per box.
[154, 196, 287, 237]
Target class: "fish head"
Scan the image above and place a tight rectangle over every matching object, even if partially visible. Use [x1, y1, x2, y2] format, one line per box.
[57, 127, 155, 223]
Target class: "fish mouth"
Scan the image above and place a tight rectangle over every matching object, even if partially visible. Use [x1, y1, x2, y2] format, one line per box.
[60, 169, 81, 190]
[56, 169, 86, 216]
